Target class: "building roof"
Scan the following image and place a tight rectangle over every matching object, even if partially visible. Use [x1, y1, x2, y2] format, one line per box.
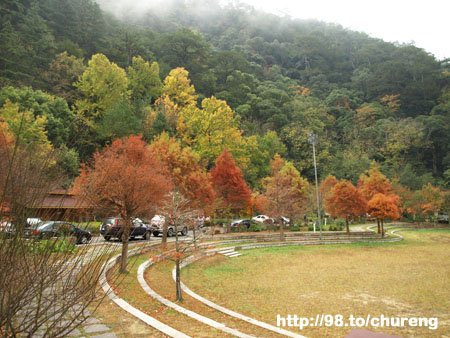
[32, 191, 91, 209]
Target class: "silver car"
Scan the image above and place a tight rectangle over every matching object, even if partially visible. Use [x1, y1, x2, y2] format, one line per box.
[150, 215, 188, 237]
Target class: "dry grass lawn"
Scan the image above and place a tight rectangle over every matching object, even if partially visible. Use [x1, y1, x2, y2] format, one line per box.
[145, 259, 286, 337]
[183, 229, 450, 337]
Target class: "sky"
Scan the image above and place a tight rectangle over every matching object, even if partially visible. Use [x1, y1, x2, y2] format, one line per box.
[225, 0, 449, 60]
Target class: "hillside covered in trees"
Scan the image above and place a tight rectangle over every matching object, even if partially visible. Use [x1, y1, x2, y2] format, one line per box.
[1, 0, 449, 190]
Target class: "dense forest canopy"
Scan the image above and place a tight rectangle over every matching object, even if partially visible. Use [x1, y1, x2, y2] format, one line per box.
[1, 0, 449, 191]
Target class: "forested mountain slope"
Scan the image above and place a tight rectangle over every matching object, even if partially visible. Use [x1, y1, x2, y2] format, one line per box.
[1, 0, 449, 189]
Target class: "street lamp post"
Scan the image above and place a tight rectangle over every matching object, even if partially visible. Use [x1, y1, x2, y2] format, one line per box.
[308, 132, 322, 239]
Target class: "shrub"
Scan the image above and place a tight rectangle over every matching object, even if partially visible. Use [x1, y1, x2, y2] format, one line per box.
[28, 238, 77, 254]
[329, 220, 345, 231]
[248, 222, 266, 232]
[76, 221, 101, 235]
[210, 218, 229, 226]
[290, 224, 301, 232]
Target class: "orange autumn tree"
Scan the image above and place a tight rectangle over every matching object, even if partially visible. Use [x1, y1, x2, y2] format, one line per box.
[367, 193, 401, 237]
[73, 135, 171, 273]
[148, 133, 215, 242]
[251, 192, 269, 216]
[325, 180, 367, 233]
[358, 162, 395, 233]
[262, 154, 309, 240]
[210, 149, 251, 220]
[0, 126, 13, 214]
[319, 175, 338, 204]
[418, 183, 444, 223]
[358, 162, 393, 200]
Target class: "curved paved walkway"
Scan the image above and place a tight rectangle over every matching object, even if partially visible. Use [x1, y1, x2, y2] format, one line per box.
[138, 260, 256, 338]
[173, 257, 306, 338]
[99, 250, 191, 338]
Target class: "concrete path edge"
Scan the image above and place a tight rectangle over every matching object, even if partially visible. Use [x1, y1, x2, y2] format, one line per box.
[99, 246, 191, 338]
[174, 255, 306, 338]
[137, 260, 256, 338]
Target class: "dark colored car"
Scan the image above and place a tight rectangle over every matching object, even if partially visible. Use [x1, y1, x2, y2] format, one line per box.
[230, 219, 252, 229]
[100, 217, 150, 241]
[26, 221, 92, 244]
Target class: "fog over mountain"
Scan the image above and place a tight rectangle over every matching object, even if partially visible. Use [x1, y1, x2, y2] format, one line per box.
[96, 0, 449, 60]
[96, 0, 228, 22]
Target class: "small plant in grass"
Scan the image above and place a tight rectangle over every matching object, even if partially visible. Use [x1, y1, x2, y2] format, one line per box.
[160, 191, 203, 302]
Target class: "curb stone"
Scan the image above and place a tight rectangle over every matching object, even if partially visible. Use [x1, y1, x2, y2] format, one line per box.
[174, 256, 306, 338]
[99, 244, 191, 338]
[138, 260, 256, 338]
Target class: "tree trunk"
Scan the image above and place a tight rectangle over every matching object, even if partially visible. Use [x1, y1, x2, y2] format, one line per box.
[377, 219, 380, 234]
[174, 221, 182, 302]
[280, 221, 285, 241]
[345, 216, 350, 233]
[120, 220, 131, 273]
[381, 219, 385, 238]
[161, 219, 168, 246]
[193, 225, 197, 249]
[175, 258, 182, 302]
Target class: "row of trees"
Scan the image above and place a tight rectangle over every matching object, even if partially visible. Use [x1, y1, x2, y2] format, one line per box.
[322, 164, 449, 236]
[2, 50, 448, 234]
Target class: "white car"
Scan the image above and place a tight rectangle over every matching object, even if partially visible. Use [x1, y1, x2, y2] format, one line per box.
[251, 215, 274, 224]
[437, 212, 449, 223]
[150, 214, 188, 237]
[27, 217, 42, 226]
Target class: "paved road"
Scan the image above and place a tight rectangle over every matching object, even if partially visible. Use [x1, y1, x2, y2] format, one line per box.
[84, 231, 196, 246]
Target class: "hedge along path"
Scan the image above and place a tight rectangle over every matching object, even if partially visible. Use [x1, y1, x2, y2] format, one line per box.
[99, 247, 191, 338]
[138, 259, 257, 338]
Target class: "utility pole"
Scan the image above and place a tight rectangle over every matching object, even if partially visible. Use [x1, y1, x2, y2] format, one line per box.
[308, 132, 322, 239]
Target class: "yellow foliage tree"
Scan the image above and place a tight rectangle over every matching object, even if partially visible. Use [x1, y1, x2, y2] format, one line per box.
[151, 67, 198, 130]
[177, 96, 247, 168]
[75, 53, 129, 119]
[0, 100, 52, 156]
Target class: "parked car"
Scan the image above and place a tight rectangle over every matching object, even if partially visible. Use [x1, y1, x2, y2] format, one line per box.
[437, 212, 449, 224]
[26, 217, 42, 226]
[25, 221, 92, 244]
[150, 214, 188, 237]
[230, 219, 252, 229]
[100, 217, 150, 241]
[0, 221, 15, 237]
[251, 215, 274, 224]
[280, 216, 290, 225]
